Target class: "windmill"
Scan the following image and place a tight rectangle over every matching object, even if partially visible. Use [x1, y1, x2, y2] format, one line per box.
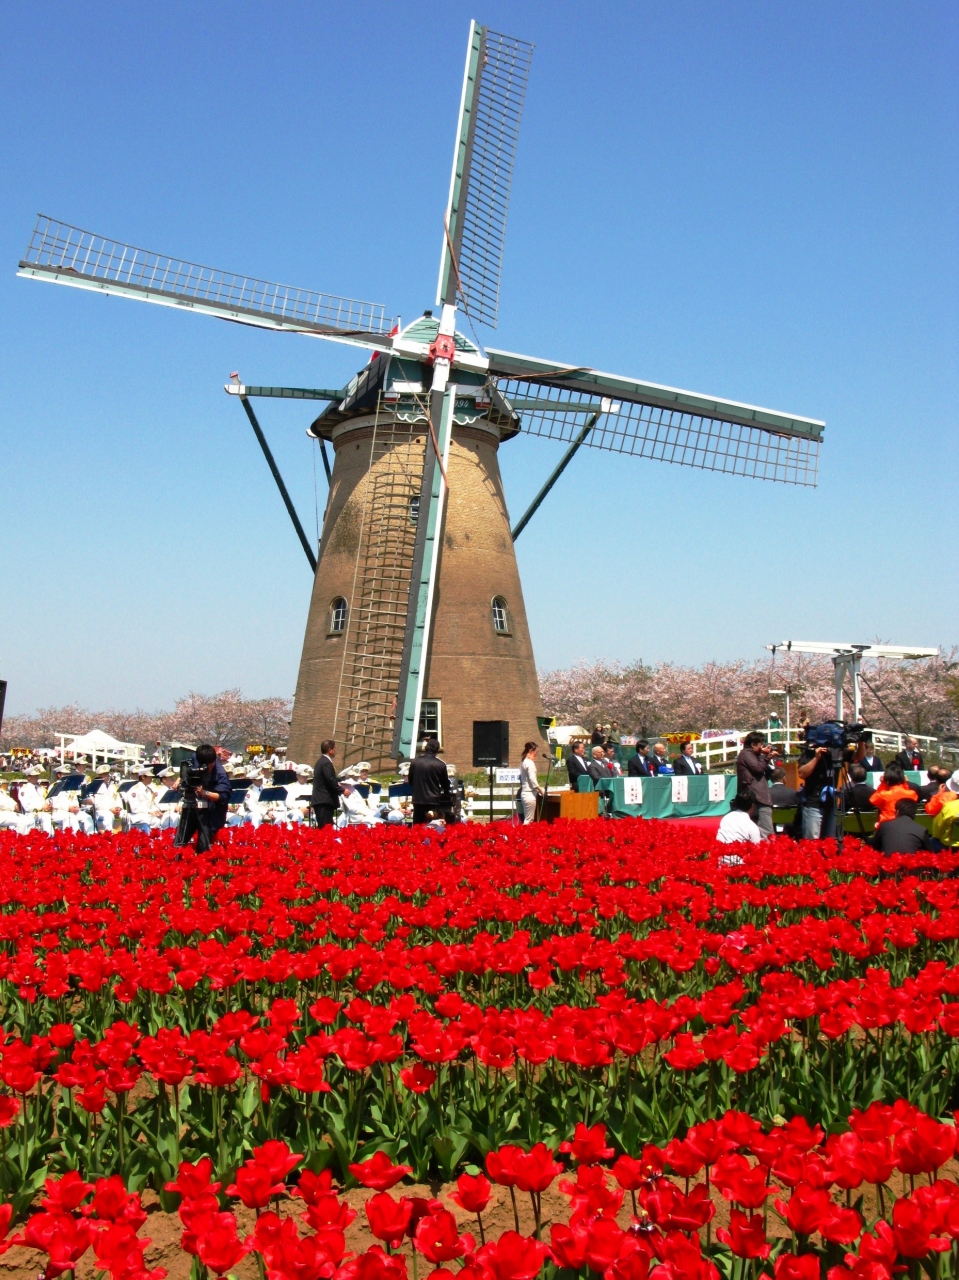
[18, 21, 824, 773]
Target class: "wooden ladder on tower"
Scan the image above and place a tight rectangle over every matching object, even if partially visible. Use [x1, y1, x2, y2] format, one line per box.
[333, 398, 427, 765]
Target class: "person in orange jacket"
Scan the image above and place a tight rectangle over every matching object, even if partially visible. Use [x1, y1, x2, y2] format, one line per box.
[926, 769, 959, 818]
[870, 763, 918, 826]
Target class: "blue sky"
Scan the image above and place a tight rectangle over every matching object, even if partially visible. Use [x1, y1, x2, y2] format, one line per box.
[1, 1, 956, 716]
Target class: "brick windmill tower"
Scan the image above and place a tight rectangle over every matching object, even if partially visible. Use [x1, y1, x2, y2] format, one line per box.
[18, 22, 824, 771]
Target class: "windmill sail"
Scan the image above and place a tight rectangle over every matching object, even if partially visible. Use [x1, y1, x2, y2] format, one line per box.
[18, 215, 396, 344]
[437, 25, 534, 328]
[487, 347, 823, 486]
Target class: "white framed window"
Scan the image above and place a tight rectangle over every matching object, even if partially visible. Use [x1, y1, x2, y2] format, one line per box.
[329, 597, 348, 634]
[491, 596, 510, 635]
[419, 699, 442, 742]
[409, 495, 420, 526]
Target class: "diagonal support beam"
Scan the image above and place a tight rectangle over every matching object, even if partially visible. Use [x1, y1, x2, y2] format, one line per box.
[511, 412, 599, 541]
[238, 395, 317, 572]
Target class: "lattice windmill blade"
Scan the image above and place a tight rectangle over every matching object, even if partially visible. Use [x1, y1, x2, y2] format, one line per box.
[18, 215, 397, 346]
[436, 23, 534, 328]
[486, 346, 823, 486]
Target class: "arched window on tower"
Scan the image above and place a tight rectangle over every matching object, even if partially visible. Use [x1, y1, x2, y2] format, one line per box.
[329, 597, 348, 635]
[491, 596, 511, 635]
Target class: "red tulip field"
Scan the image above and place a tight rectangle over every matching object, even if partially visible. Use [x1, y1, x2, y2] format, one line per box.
[2, 821, 959, 1280]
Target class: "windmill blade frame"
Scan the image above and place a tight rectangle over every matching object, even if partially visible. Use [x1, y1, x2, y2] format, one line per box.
[436, 24, 534, 328]
[487, 347, 824, 487]
[18, 215, 396, 346]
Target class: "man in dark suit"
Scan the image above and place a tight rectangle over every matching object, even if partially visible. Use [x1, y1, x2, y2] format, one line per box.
[894, 738, 924, 773]
[311, 740, 343, 828]
[768, 767, 799, 809]
[873, 798, 937, 854]
[841, 764, 875, 812]
[628, 741, 654, 777]
[857, 734, 883, 773]
[673, 740, 704, 775]
[566, 741, 591, 792]
[587, 746, 610, 783]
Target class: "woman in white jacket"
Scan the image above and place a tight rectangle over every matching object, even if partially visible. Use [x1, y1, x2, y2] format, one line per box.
[519, 742, 544, 824]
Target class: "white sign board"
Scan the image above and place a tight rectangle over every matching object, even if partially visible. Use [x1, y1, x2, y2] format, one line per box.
[622, 776, 643, 807]
[495, 768, 521, 785]
[709, 774, 726, 804]
[671, 776, 689, 805]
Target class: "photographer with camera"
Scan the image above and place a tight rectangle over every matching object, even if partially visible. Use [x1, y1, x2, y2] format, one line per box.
[172, 743, 232, 852]
[736, 732, 776, 835]
[797, 735, 836, 841]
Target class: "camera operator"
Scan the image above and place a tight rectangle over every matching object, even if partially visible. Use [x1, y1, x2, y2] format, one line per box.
[736, 732, 776, 836]
[172, 743, 232, 851]
[797, 738, 836, 840]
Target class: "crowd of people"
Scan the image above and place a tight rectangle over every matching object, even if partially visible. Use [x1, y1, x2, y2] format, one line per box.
[3, 722, 957, 848]
[719, 731, 959, 851]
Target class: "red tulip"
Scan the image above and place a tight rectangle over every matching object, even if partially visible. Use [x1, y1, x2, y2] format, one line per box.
[512, 1144, 562, 1195]
[399, 1063, 436, 1093]
[476, 1231, 549, 1280]
[716, 1209, 771, 1259]
[775, 1253, 822, 1280]
[414, 1207, 473, 1263]
[449, 1172, 493, 1215]
[366, 1192, 414, 1247]
[560, 1122, 614, 1165]
[350, 1152, 413, 1191]
[194, 1212, 252, 1276]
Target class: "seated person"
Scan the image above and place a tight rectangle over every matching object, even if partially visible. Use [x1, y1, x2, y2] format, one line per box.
[717, 791, 765, 845]
[768, 766, 799, 809]
[873, 797, 938, 854]
[869, 764, 918, 827]
[841, 764, 875, 812]
[926, 769, 959, 818]
[337, 779, 382, 826]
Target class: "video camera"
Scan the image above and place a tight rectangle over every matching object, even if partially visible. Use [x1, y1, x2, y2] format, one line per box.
[804, 720, 868, 768]
[179, 761, 206, 805]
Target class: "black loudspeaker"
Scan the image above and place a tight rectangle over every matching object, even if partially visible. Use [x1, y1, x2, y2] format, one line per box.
[473, 720, 509, 768]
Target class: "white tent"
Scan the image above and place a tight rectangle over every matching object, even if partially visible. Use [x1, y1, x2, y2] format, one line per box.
[58, 729, 144, 770]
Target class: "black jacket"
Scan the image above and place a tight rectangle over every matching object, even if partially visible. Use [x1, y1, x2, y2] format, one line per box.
[894, 749, 924, 772]
[769, 782, 800, 808]
[673, 754, 703, 776]
[860, 754, 884, 773]
[311, 754, 342, 808]
[586, 759, 608, 783]
[874, 816, 935, 855]
[567, 753, 590, 790]
[190, 757, 233, 832]
[736, 748, 772, 806]
[841, 781, 875, 812]
[628, 754, 653, 777]
[408, 753, 452, 806]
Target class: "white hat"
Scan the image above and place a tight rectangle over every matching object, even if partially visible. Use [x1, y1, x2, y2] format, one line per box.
[159, 766, 177, 778]
[296, 764, 313, 776]
[947, 770, 959, 795]
[25, 766, 43, 776]
[357, 762, 371, 772]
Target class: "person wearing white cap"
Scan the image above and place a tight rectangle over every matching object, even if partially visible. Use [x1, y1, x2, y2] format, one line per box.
[336, 778, 382, 827]
[154, 769, 182, 831]
[17, 769, 54, 835]
[91, 767, 121, 834]
[125, 768, 160, 833]
[0, 780, 29, 834]
[285, 764, 314, 824]
[227, 773, 263, 829]
[49, 766, 93, 835]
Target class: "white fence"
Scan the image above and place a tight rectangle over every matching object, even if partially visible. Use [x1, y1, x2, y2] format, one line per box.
[691, 727, 945, 765]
